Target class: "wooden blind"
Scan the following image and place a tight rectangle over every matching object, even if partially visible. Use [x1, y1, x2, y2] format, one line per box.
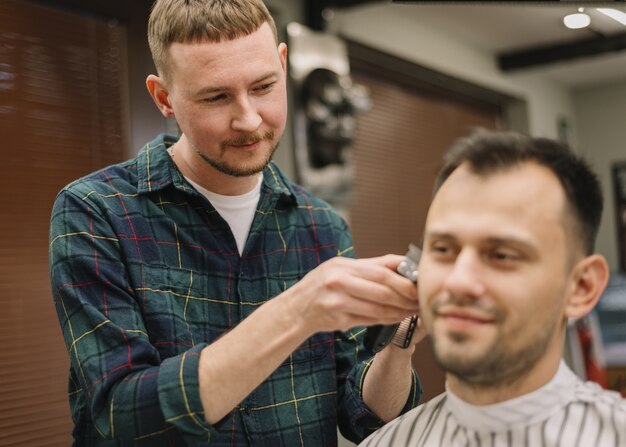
[0, 1, 127, 445]
[348, 68, 499, 402]
[348, 73, 499, 257]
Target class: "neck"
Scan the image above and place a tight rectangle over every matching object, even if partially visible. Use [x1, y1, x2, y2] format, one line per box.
[170, 135, 261, 196]
[447, 352, 562, 406]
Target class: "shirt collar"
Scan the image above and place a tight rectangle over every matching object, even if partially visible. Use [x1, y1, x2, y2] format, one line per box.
[446, 360, 580, 431]
[135, 133, 299, 206]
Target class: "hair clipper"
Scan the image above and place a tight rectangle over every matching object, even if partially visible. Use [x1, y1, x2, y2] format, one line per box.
[363, 244, 421, 353]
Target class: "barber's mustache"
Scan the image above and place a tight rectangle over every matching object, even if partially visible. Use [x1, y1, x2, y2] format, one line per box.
[222, 130, 275, 149]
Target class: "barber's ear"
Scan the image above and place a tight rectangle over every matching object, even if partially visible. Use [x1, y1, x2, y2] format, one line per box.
[564, 254, 610, 319]
[278, 43, 288, 74]
[146, 74, 175, 118]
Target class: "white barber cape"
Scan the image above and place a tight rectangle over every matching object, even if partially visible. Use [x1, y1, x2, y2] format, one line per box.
[359, 361, 626, 447]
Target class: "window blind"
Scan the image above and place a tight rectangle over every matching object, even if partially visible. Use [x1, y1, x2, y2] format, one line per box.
[0, 1, 127, 445]
[348, 66, 499, 403]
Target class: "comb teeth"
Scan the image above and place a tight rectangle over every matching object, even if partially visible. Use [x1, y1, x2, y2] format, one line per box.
[391, 315, 418, 349]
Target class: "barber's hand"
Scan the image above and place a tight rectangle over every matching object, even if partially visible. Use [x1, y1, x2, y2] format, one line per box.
[285, 255, 420, 334]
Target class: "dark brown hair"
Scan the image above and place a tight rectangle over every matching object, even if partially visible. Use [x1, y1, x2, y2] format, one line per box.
[435, 129, 603, 254]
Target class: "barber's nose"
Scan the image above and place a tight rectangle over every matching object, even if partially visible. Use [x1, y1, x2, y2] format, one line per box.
[231, 98, 262, 132]
[442, 249, 486, 299]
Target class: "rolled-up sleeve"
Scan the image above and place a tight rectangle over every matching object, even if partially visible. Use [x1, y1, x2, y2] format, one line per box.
[335, 327, 422, 443]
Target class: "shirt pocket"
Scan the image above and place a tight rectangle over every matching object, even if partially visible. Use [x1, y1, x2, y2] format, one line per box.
[138, 264, 232, 358]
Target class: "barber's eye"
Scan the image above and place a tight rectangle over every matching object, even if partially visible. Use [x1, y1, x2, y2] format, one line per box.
[202, 94, 226, 103]
[255, 83, 274, 93]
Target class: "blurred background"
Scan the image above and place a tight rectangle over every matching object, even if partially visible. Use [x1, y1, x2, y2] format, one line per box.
[1, 0, 625, 445]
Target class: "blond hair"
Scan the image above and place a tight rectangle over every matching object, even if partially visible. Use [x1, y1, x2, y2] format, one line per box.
[148, 0, 278, 80]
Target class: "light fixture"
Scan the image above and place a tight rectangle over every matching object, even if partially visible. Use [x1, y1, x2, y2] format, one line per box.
[564, 8, 591, 30]
[596, 8, 626, 27]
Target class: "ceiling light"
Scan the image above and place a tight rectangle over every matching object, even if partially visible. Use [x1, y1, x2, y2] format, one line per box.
[597, 8, 626, 26]
[563, 12, 591, 29]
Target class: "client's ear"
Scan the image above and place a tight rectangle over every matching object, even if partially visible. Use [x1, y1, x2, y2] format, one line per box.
[564, 254, 610, 319]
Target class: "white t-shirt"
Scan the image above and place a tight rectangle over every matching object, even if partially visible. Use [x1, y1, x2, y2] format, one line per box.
[185, 174, 262, 256]
[359, 360, 626, 447]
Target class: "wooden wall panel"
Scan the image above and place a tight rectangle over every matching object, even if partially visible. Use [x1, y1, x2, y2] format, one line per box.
[0, 1, 127, 445]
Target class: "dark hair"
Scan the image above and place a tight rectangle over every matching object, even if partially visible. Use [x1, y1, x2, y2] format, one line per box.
[434, 129, 603, 254]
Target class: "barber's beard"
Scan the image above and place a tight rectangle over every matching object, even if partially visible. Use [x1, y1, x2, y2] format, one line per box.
[429, 297, 555, 388]
[194, 130, 278, 177]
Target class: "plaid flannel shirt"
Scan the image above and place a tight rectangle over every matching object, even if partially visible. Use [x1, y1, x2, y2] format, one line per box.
[49, 134, 421, 446]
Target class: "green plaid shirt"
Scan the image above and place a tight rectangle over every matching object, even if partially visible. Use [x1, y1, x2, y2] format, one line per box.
[49, 134, 421, 447]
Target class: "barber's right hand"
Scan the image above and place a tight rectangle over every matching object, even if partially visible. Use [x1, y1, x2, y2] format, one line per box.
[283, 255, 420, 334]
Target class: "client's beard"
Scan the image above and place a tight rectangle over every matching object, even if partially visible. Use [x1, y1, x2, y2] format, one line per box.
[429, 297, 552, 387]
